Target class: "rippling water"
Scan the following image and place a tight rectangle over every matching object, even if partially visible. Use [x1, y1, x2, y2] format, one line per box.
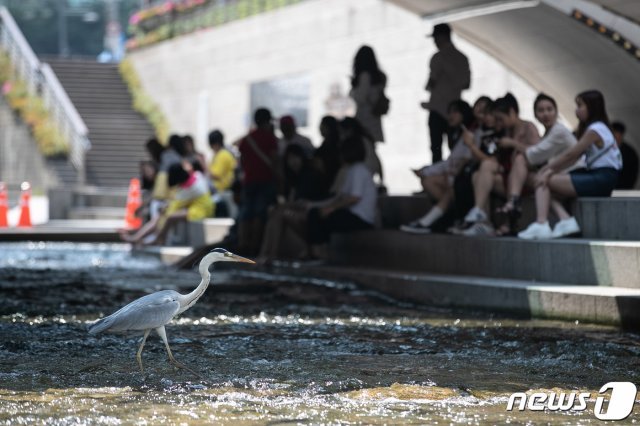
[0, 242, 639, 425]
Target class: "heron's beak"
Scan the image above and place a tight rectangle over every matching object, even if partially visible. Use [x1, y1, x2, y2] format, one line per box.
[231, 254, 256, 264]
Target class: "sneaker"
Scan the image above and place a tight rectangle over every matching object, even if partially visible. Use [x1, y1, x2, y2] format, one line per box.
[400, 221, 432, 234]
[464, 207, 488, 224]
[552, 217, 581, 238]
[461, 221, 495, 237]
[517, 222, 553, 240]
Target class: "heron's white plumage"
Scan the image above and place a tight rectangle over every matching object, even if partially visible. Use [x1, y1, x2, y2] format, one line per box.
[87, 249, 254, 372]
[89, 290, 181, 333]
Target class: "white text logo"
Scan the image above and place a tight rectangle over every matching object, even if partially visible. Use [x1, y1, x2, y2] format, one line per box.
[506, 382, 637, 421]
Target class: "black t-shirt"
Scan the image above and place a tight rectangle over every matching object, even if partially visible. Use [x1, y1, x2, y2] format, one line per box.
[617, 142, 639, 189]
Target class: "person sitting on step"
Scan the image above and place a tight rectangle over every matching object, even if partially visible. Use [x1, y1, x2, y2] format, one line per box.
[459, 93, 539, 237]
[518, 90, 622, 239]
[120, 162, 214, 246]
[401, 99, 476, 233]
[495, 93, 585, 234]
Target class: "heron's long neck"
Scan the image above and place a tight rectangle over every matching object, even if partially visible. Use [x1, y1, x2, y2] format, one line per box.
[181, 265, 211, 312]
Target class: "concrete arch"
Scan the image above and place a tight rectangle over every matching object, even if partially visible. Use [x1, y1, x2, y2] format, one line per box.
[391, 0, 640, 184]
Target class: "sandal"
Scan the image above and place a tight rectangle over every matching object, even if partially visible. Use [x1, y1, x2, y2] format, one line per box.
[495, 196, 522, 236]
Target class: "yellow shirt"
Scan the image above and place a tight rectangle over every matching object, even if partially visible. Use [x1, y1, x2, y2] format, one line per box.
[209, 149, 237, 192]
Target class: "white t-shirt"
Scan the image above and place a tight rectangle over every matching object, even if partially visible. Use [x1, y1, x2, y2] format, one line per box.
[340, 162, 377, 225]
[175, 171, 209, 201]
[585, 122, 622, 170]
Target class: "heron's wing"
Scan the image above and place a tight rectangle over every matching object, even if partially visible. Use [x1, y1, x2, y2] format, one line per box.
[89, 291, 181, 333]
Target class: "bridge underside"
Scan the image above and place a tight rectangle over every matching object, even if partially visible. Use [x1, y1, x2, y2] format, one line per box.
[389, 0, 640, 152]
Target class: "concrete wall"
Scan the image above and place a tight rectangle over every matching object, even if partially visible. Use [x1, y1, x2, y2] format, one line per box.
[128, 0, 541, 194]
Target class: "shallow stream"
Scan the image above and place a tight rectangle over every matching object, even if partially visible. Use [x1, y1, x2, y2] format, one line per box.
[0, 242, 638, 424]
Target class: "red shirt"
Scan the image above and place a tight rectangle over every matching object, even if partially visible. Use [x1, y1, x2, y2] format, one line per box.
[239, 128, 278, 184]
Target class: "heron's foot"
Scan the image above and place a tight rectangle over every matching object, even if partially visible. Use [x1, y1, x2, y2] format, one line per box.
[168, 357, 206, 381]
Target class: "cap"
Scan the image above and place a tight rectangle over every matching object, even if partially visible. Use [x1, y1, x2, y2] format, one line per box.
[428, 23, 451, 38]
[280, 115, 295, 127]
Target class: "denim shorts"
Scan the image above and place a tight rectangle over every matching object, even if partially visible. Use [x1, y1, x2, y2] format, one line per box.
[239, 182, 277, 221]
[570, 167, 619, 197]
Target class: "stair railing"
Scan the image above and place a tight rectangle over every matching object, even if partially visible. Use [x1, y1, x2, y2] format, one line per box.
[0, 6, 90, 185]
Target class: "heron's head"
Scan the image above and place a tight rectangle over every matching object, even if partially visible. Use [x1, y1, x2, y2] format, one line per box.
[201, 248, 255, 267]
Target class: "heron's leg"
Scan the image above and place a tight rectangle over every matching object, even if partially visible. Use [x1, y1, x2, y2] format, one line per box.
[136, 329, 151, 373]
[155, 326, 203, 379]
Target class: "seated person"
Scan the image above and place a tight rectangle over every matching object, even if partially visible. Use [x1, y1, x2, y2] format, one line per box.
[518, 90, 622, 239]
[459, 93, 540, 236]
[208, 129, 238, 217]
[496, 93, 584, 231]
[612, 121, 638, 189]
[258, 144, 328, 263]
[120, 162, 214, 245]
[313, 116, 342, 194]
[278, 115, 314, 158]
[401, 99, 476, 233]
[305, 134, 377, 259]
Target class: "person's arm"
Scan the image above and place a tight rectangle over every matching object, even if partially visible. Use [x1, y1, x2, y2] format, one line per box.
[319, 194, 361, 217]
[524, 125, 572, 166]
[498, 137, 528, 153]
[426, 55, 440, 91]
[464, 129, 491, 162]
[351, 72, 371, 105]
[535, 130, 599, 186]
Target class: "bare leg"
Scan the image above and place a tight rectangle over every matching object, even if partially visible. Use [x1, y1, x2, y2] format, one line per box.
[258, 206, 286, 262]
[136, 329, 151, 373]
[473, 159, 500, 214]
[155, 326, 204, 379]
[550, 200, 570, 221]
[423, 174, 448, 201]
[535, 174, 576, 223]
[507, 153, 528, 201]
[119, 216, 160, 244]
[151, 211, 188, 245]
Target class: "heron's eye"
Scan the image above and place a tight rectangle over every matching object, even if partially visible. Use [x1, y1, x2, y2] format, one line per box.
[224, 252, 231, 257]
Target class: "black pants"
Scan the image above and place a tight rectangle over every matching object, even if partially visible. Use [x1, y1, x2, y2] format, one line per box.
[428, 111, 449, 163]
[307, 208, 373, 244]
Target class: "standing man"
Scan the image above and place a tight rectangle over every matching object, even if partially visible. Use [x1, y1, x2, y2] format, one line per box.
[237, 108, 279, 256]
[422, 23, 471, 163]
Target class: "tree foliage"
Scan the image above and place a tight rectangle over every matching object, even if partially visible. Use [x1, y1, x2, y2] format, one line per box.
[0, 0, 140, 57]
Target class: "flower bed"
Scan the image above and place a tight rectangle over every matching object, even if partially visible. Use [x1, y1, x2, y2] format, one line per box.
[127, 0, 303, 51]
[119, 58, 170, 143]
[0, 50, 68, 157]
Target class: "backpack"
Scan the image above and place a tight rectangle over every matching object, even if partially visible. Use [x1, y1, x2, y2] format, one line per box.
[373, 91, 390, 116]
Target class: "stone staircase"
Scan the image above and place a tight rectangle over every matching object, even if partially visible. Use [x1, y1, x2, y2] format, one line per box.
[46, 59, 154, 188]
[280, 195, 640, 329]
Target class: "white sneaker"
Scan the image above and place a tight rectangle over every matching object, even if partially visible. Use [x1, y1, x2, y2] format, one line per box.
[400, 221, 432, 234]
[461, 221, 495, 237]
[552, 217, 581, 238]
[518, 222, 553, 240]
[463, 207, 487, 224]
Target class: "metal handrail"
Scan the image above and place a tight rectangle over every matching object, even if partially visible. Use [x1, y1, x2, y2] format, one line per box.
[0, 6, 89, 185]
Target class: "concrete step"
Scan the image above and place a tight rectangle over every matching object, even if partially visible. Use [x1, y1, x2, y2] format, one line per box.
[187, 218, 235, 246]
[381, 195, 640, 240]
[266, 265, 640, 329]
[68, 206, 126, 221]
[47, 59, 153, 188]
[330, 230, 640, 289]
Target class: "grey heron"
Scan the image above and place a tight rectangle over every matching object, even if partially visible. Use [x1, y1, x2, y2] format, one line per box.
[88, 248, 254, 373]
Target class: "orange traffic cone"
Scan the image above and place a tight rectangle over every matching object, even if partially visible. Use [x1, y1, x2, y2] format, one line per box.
[0, 182, 8, 228]
[17, 181, 32, 228]
[124, 178, 142, 229]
